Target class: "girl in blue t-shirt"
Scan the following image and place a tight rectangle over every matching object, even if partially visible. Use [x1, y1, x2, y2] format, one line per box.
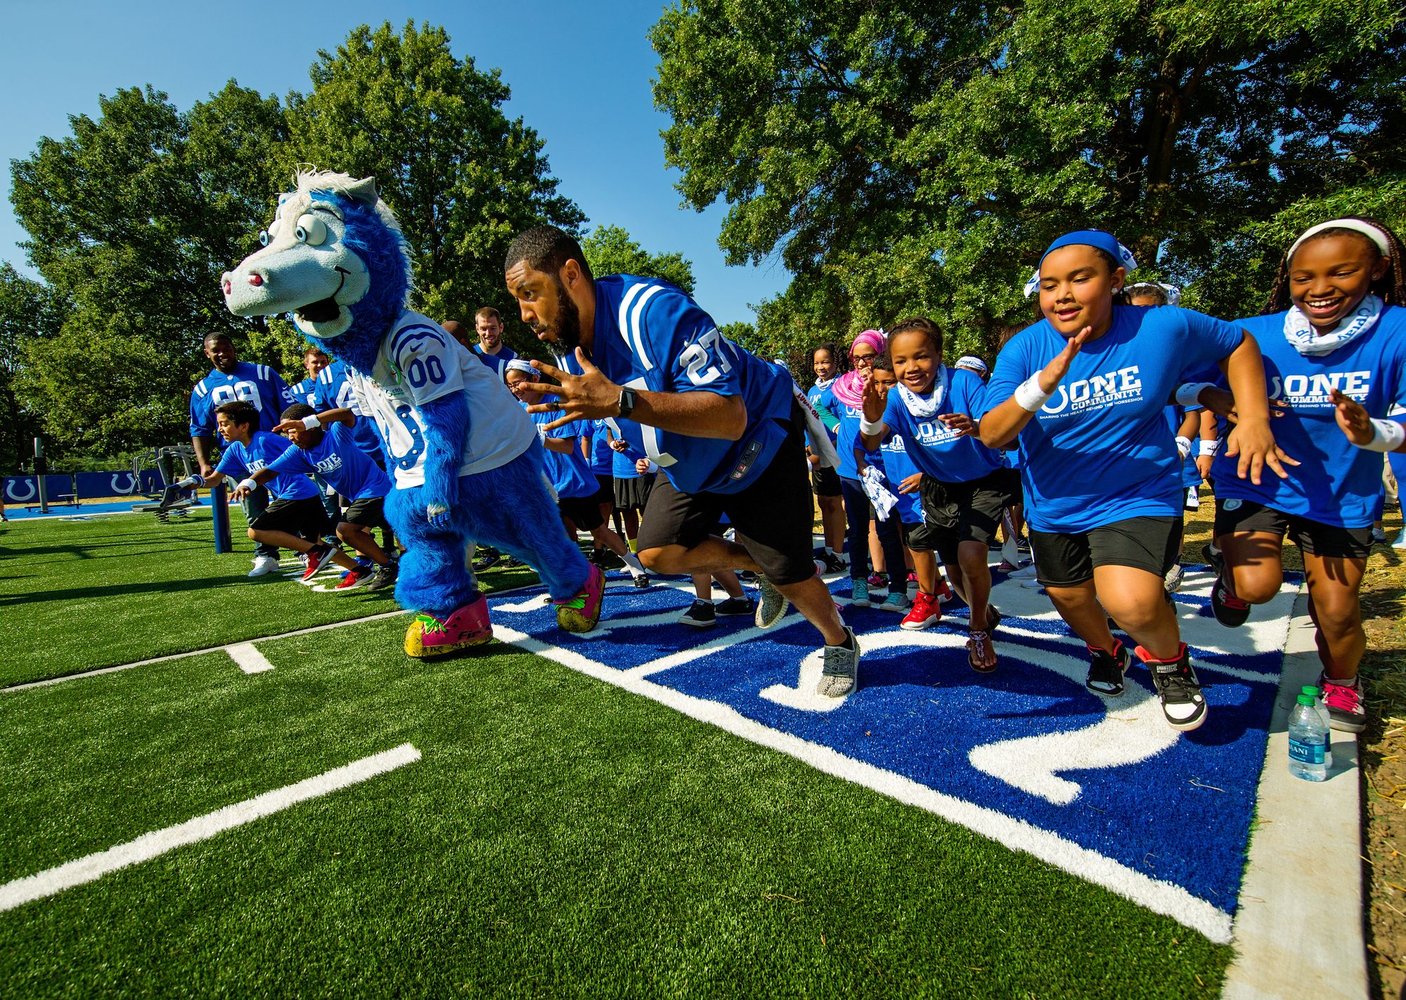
[1206, 217, 1406, 735]
[979, 229, 1286, 732]
[861, 318, 1013, 672]
[807, 343, 848, 571]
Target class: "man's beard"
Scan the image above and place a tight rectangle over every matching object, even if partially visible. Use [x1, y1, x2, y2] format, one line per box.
[552, 275, 583, 352]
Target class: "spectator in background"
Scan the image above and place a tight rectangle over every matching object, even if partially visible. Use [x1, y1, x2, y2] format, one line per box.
[288, 346, 330, 405]
[470, 306, 519, 382]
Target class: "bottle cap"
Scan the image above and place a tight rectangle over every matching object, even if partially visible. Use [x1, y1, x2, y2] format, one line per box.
[1296, 694, 1315, 707]
[1301, 685, 1320, 697]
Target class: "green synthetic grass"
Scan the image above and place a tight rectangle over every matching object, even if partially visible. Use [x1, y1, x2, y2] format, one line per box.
[0, 511, 535, 687]
[0, 509, 1233, 996]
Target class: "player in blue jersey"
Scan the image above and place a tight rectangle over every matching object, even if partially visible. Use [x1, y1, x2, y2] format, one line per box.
[189, 333, 296, 575]
[1203, 217, 1406, 734]
[979, 229, 1286, 731]
[287, 347, 330, 406]
[469, 306, 519, 382]
[505, 225, 861, 696]
[861, 318, 1013, 672]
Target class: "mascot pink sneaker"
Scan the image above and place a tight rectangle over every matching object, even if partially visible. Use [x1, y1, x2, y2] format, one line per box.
[405, 596, 493, 658]
[222, 171, 601, 656]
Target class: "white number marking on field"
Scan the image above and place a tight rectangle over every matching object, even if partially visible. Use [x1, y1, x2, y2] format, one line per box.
[227, 642, 275, 674]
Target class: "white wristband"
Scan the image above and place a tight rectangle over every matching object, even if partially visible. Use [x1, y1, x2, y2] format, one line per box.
[237, 478, 258, 492]
[1198, 439, 1220, 458]
[859, 417, 885, 436]
[302, 415, 321, 430]
[1175, 382, 1215, 407]
[1360, 418, 1406, 453]
[1014, 375, 1052, 412]
[1175, 436, 1192, 460]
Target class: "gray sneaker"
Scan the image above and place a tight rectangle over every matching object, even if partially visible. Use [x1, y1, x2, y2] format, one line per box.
[816, 627, 860, 698]
[754, 577, 789, 628]
[364, 563, 398, 592]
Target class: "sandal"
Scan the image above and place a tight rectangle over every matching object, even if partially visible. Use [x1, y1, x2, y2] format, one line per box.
[967, 629, 997, 674]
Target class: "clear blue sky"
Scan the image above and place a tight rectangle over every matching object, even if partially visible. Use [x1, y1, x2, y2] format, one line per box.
[0, 0, 790, 326]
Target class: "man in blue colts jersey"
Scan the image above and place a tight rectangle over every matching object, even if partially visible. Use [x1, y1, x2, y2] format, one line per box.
[189, 332, 295, 575]
[504, 226, 860, 696]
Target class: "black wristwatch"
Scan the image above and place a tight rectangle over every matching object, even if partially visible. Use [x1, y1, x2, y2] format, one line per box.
[617, 387, 638, 419]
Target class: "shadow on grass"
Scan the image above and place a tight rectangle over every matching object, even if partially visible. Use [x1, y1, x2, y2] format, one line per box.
[0, 573, 278, 608]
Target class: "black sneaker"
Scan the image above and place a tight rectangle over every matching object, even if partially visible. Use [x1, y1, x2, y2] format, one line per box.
[1137, 644, 1207, 731]
[472, 547, 502, 572]
[1085, 641, 1130, 696]
[632, 573, 650, 589]
[715, 597, 756, 617]
[1201, 543, 1223, 576]
[816, 551, 845, 574]
[679, 599, 716, 627]
[1210, 575, 1251, 627]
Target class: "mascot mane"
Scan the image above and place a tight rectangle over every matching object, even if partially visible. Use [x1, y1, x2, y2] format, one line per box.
[293, 171, 413, 374]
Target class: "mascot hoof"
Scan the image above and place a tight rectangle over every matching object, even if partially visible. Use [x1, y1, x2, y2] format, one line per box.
[405, 597, 493, 657]
[552, 564, 606, 634]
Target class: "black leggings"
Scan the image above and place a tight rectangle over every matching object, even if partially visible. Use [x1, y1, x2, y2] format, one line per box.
[840, 476, 907, 587]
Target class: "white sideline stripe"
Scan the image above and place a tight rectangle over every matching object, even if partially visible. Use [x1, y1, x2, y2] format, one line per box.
[227, 643, 275, 674]
[0, 743, 420, 914]
[3, 611, 410, 693]
[492, 625, 1233, 943]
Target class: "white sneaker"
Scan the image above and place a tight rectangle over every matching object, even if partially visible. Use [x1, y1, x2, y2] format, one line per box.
[1394, 529, 1406, 550]
[248, 555, 281, 578]
[1163, 564, 1184, 594]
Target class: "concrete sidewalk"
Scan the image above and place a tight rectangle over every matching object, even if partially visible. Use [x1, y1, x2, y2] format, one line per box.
[1223, 593, 1369, 999]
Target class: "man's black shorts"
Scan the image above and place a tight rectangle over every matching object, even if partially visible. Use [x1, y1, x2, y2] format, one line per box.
[1214, 497, 1373, 560]
[811, 464, 842, 498]
[1031, 515, 1182, 588]
[637, 417, 816, 585]
[250, 496, 331, 541]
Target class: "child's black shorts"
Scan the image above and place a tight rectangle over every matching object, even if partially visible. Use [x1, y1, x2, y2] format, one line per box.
[340, 495, 388, 530]
[918, 467, 1017, 548]
[1031, 515, 1182, 588]
[250, 497, 331, 541]
[1213, 497, 1373, 560]
[558, 494, 606, 532]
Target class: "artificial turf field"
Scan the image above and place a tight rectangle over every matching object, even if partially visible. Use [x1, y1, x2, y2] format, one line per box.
[0, 511, 1242, 996]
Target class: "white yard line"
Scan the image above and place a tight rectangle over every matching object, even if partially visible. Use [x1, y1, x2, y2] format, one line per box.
[226, 643, 275, 674]
[0, 743, 421, 914]
[3, 611, 410, 693]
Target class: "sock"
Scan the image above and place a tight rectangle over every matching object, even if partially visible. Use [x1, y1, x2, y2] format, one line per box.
[1324, 674, 1358, 689]
[628, 538, 638, 553]
[622, 552, 645, 575]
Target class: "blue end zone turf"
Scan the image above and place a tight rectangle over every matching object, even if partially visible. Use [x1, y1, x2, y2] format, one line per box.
[485, 563, 1300, 942]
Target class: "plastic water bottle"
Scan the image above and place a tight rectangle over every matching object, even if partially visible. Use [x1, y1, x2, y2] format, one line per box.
[1288, 694, 1328, 782]
[1301, 685, 1333, 771]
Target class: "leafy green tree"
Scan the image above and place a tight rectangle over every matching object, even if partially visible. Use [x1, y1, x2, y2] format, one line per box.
[0, 265, 64, 471]
[8, 83, 293, 457]
[652, 0, 1406, 355]
[285, 20, 585, 344]
[581, 224, 696, 295]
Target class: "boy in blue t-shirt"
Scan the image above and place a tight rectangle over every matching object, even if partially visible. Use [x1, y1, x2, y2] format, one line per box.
[172, 401, 349, 582]
[250, 403, 400, 592]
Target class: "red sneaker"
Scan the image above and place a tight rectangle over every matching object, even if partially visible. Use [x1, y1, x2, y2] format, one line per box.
[901, 590, 940, 631]
[1321, 674, 1365, 733]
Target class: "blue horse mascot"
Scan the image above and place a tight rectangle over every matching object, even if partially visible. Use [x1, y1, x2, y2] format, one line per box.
[222, 171, 603, 656]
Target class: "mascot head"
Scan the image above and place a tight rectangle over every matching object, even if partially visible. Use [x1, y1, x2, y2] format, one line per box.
[222, 171, 412, 370]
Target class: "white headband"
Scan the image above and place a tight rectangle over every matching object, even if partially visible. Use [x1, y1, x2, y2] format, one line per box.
[505, 359, 540, 380]
[1289, 219, 1391, 261]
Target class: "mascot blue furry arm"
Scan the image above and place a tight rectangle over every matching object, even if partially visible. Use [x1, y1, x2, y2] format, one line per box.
[222, 171, 604, 656]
